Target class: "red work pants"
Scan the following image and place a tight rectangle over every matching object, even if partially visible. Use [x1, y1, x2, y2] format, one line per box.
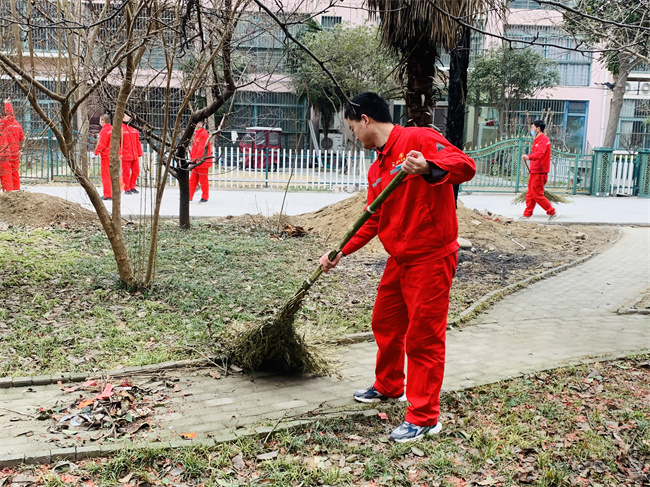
[524, 173, 555, 217]
[0, 159, 12, 191]
[372, 252, 457, 427]
[189, 169, 209, 201]
[100, 156, 112, 198]
[122, 158, 139, 192]
[9, 156, 20, 191]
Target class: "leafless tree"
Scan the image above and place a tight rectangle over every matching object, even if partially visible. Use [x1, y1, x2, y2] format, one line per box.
[0, 0, 270, 287]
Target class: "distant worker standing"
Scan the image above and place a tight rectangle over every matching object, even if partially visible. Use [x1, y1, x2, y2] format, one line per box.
[521, 120, 558, 221]
[121, 114, 143, 195]
[0, 103, 11, 192]
[189, 121, 213, 204]
[94, 114, 116, 200]
[3, 98, 24, 191]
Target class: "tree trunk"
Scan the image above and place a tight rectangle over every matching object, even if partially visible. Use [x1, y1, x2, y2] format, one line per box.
[603, 55, 634, 148]
[178, 148, 191, 230]
[405, 44, 437, 128]
[447, 27, 470, 206]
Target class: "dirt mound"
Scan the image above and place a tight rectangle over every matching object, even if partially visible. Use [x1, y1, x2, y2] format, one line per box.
[295, 190, 616, 258]
[0, 191, 98, 229]
[294, 192, 386, 252]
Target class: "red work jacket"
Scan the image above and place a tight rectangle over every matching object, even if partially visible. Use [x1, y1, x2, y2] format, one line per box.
[342, 125, 476, 265]
[94, 124, 113, 158]
[190, 127, 213, 171]
[528, 133, 551, 174]
[3, 102, 24, 154]
[121, 123, 143, 161]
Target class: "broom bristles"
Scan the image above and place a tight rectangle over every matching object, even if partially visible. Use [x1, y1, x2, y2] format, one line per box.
[230, 290, 329, 375]
[511, 189, 572, 205]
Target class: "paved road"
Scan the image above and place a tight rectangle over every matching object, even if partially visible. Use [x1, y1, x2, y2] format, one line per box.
[1, 227, 648, 465]
[23, 184, 650, 225]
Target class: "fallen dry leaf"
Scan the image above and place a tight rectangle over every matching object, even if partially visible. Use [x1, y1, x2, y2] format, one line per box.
[78, 399, 94, 408]
[232, 453, 246, 471]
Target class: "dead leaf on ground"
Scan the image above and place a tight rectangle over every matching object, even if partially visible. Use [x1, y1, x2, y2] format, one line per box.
[256, 451, 279, 461]
[232, 453, 246, 471]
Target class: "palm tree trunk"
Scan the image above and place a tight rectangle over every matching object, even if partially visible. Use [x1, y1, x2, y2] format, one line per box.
[405, 44, 437, 128]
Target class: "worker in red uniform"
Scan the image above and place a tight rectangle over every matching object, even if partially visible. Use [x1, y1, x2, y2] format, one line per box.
[189, 121, 213, 204]
[94, 114, 116, 200]
[0, 102, 11, 192]
[521, 120, 558, 221]
[121, 114, 143, 195]
[3, 98, 24, 191]
[319, 92, 476, 443]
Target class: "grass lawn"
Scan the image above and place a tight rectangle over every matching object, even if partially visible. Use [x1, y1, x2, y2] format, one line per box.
[0, 221, 378, 377]
[3, 355, 648, 486]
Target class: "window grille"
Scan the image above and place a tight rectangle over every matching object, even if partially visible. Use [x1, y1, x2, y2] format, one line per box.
[505, 25, 592, 86]
[321, 16, 342, 30]
[616, 99, 650, 150]
[507, 99, 589, 152]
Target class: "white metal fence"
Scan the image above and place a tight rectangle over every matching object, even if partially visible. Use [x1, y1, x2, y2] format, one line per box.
[610, 152, 637, 196]
[143, 146, 373, 192]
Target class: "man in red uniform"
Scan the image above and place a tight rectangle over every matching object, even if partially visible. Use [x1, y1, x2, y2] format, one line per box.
[521, 120, 558, 221]
[319, 92, 476, 443]
[189, 121, 213, 204]
[0, 102, 11, 192]
[94, 114, 116, 200]
[3, 98, 24, 191]
[121, 114, 143, 195]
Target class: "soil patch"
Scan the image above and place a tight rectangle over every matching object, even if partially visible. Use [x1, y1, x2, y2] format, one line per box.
[0, 191, 98, 230]
[290, 191, 619, 321]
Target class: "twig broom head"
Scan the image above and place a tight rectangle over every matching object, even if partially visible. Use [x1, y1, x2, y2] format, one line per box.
[512, 190, 572, 205]
[229, 290, 329, 375]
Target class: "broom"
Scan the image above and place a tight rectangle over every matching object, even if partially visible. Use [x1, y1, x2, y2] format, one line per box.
[230, 170, 409, 374]
[511, 159, 572, 204]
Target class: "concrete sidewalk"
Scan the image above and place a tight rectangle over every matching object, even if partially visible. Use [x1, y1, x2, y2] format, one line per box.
[24, 184, 650, 225]
[1, 226, 648, 465]
[24, 185, 355, 219]
[460, 192, 650, 226]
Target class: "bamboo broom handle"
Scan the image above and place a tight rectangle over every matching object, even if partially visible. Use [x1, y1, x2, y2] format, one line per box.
[298, 170, 408, 293]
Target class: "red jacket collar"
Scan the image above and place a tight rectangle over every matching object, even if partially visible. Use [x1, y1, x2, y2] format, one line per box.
[375, 125, 401, 164]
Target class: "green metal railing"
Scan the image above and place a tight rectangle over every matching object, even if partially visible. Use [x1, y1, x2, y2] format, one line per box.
[20, 130, 101, 183]
[637, 150, 650, 197]
[463, 138, 593, 194]
[18, 133, 649, 197]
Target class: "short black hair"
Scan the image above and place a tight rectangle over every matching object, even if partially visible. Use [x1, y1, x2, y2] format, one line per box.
[344, 92, 393, 123]
[532, 120, 546, 132]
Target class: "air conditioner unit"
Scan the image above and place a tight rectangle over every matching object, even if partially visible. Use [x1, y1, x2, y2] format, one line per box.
[641, 82, 650, 94]
[319, 132, 344, 151]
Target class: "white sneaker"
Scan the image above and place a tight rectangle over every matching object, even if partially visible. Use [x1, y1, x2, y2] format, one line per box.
[517, 215, 531, 221]
[390, 421, 442, 443]
[548, 212, 560, 222]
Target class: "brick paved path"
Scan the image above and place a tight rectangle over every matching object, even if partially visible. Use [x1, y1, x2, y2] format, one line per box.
[1, 227, 648, 465]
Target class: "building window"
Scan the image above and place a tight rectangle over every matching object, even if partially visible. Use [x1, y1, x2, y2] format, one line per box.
[321, 16, 342, 30]
[505, 25, 592, 86]
[631, 62, 650, 75]
[229, 91, 308, 149]
[616, 99, 650, 150]
[508, 99, 588, 152]
[509, 0, 542, 9]
[509, 0, 575, 9]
